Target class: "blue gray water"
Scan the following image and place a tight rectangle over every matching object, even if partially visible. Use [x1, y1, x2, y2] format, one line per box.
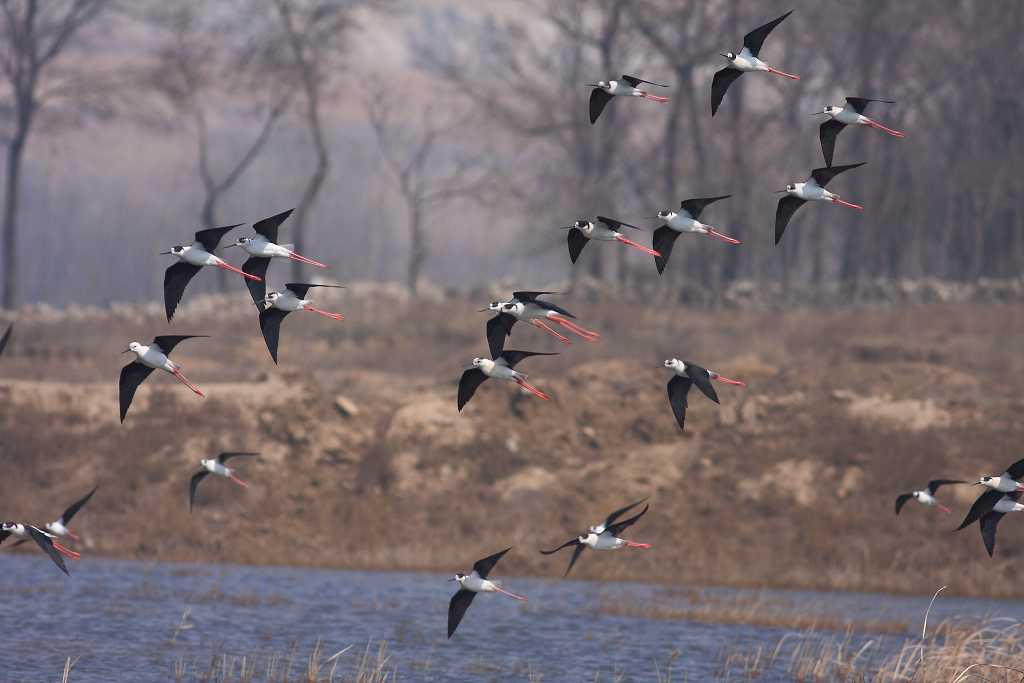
[2, 555, 1023, 682]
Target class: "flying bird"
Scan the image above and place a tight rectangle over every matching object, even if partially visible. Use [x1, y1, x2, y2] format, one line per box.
[956, 490, 1024, 557]
[894, 479, 963, 515]
[712, 10, 799, 117]
[562, 216, 660, 264]
[225, 209, 328, 304]
[0, 322, 11, 358]
[540, 499, 651, 576]
[814, 98, 905, 166]
[664, 358, 745, 431]
[774, 163, 866, 245]
[448, 547, 526, 638]
[44, 487, 98, 540]
[587, 75, 669, 124]
[649, 195, 740, 274]
[257, 283, 345, 364]
[119, 335, 207, 422]
[189, 452, 258, 512]
[162, 224, 261, 322]
[482, 291, 599, 358]
[458, 350, 556, 411]
[0, 522, 80, 575]
[973, 457, 1024, 493]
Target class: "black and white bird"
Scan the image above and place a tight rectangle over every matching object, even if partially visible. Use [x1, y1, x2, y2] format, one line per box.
[664, 358, 746, 431]
[162, 224, 262, 322]
[894, 480, 963, 515]
[587, 75, 669, 124]
[814, 98, 905, 166]
[458, 350, 557, 411]
[774, 163, 866, 245]
[540, 499, 651, 576]
[44, 487, 98, 540]
[482, 291, 599, 358]
[956, 490, 1024, 557]
[0, 322, 11, 358]
[0, 522, 80, 575]
[448, 547, 526, 638]
[562, 216, 660, 264]
[257, 283, 345, 364]
[973, 457, 1024, 494]
[224, 209, 328, 305]
[189, 452, 258, 512]
[119, 335, 207, 422]
[649, 195, 740, 274]
[712, 10, 799, 117]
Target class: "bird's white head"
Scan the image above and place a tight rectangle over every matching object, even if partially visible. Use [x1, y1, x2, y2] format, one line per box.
[160, 245, 186, 257]
[574, 219, 590, 229]
[124, 341, 143, 355]
[228, 236, 252, 248]
[783, 183, 797, 194]
[471, 357, 486, 368]
[978, 475, 1000, 490]
[821, 105, 841, 116]
[449, 572, 467, 585]
[200, 458, 214, 469]
[664, 358, 684, 371]
[657, 210, 677, 220]
[721, 51, 737, 61]
[594, 80, 611, 90]
[265, 291, 282, 304]
[0, 522, 18, 533]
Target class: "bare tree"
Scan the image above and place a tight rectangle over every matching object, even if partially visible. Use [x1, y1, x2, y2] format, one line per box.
[0, 0, 112, 309]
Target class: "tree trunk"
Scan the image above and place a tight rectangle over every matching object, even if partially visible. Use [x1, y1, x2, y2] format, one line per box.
[407, 205, 425, 294]
[2, 131, 28, 310]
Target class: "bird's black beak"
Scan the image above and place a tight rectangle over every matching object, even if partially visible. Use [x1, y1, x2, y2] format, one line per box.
[585, 83, 600, 87]
[774, 189, 787, 193]
[477, 308, 490, 312]
[719, 53, 730, 59]
[223, 243, 238, 248]
[557, 226, 574, 230]
[159, 250, 172, 255]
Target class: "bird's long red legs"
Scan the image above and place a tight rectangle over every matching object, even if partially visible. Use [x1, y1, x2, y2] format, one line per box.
[515, 378, 550, 401]
[305, 306, 345, 321]
[867, 119, 905, 137]
[615, 235, 661, 257]
[767, 67, 800, 80]
[642, 92, 669, 103]
[229, 474, 249, 488]
[936, 504, 951, 514]
[714, 375, 747, 387]
[215, 261, 263, 282]
[493, 586, 528, 601]
[623, 539, 652, 549]
[287, 251, 328, 268]
[705, 227, 742, 245]
[52, 542, 81, 560]
[550, 316, 600, 341]
[531, 320, 571, 345]
[171, 369, 205, 397]
[831, 198, 864, 211]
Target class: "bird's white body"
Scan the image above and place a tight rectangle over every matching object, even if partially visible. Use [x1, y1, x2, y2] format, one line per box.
[578, 221, 621, 242]
[265, 290, 309, 312]
[2, 523, 58, 542]
[665, 358, 689, 376]
[200, 457, 232, 478]
[994, 496, 1024, 514]
[661, 212, 712, 235]
[474, 357, 521, 381]
[911, 490, 939, 507]
[45, 521, 72, 537]
[786, 181, 834, 202]
[824, 106, 872, 126]
[580, 532, 627, 551]
[171, 244, 227, 268]
[127, 342, 176, 373]
[727, 48, 770, 72]
[980, 475, 1023, 493]
[456, 571, 500, 593]
[234, 236, 294, 259]
[596, 80, 645, 97]
[492, 301, 562, 322]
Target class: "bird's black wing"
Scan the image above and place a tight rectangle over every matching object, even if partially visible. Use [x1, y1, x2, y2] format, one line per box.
[189, 471, 209, 512]
[845, 97, 893, 114]
[667, 375, 693, 431]
[980, 511, 1006, 557]
[163, 262, 202, 322]
[499, 350, 558, 369]
[486, 314, 516, 359]
[512, 291, 557, 304]
[679, 195, 731, 220]
[956, 489, 1004, 531]
[0, 323, 12, 357]
[58, 486, 98, 526]
[458, 369, 488, 412]
[811, 162, 866, 188]
[193, 224, 243, 252]
[119, 362, 155, 423]
[589, 88, 613, 124]
[774, 196, 806, 245]
[1004, 458, 1024, 480]
[621, 74, 668, 88]
[252, 209, 294, 243]
[530, 299, 575, 319]
[285, 282, 344, 300]
[473, 546, 511, 579]
[259, 308, 291, 364]
[564, 543, 586, 576]
[567, 228, 588, 263]
[596, 216, 644, 231]
[217, 452, 258, 464]
[818, 119, 846, 167]
[685, 364, 719, 404]
[152, 335, 207, 356]
[448, 589, 476, 638]
[894, 493, 913, 515]
[711, 67, 744, 117]
[242, 257, 270, 305]
[0, 530, 9, 545]
[540, 537, 581, 555]
[652, 226, 680, 275]
[927, 480, 965, 495]
[603, 498, 649, 530]
[606, 504, 649, 537]
[27, 526, 69, 576]
[743, 10, 793, 56]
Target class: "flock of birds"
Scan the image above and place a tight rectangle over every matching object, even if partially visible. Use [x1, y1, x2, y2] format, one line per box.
[0, 9, 1003, 641]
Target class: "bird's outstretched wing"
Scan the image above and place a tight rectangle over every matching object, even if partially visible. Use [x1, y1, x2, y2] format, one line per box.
[845, 97, 893, 114]
[193, 224, 243, 252]
[486, 314, 516, 359]
[680, 195, 731, 220]
[473, 547, 512, 579]
[711, 67, 744, 117]
[621, 74, 667, 88]
[499, 350, 557, 369]
[217, 452, 258, 464]
[512, 291, 557, 303]
[58, 487, 98, 526]
[743, 10, 793, 56]
[602, 498, 649, 531]
[774, 196, 806, 245]
[540, 538, 581, 555]
[242, 257, 270, 305]
[0, 323, 12, 357]
[1005, 458, 1024, 480]
[164, 262, 202, 322]
[810, 162, 866, 188]
[259, 308, 290, 364]
[189, 471, 209, 512]
[252, 209, 294, 243]
[685, 364, 719, 404]
[27, 526, 69, 576]
[152, 335, 207, 356]
[596, 216, 644, 231]
[119, 362, 155, 423]
[652, 226, 680, 275]
[894, 493, 913, 515]
[457, 369, 488, 412]
[927, 480, 965, 495]
[818, 119, 846, 167]
[980, 511, 1006, 557]
[956, 489, 1004, 531]
[285, 282, 344, 300]
[567, 228, 589, 263]
[606, 504, 649, 537]
[667, 375, 693, 430]
[589, 88, 613, 124]
[448, 589, 476, 638]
